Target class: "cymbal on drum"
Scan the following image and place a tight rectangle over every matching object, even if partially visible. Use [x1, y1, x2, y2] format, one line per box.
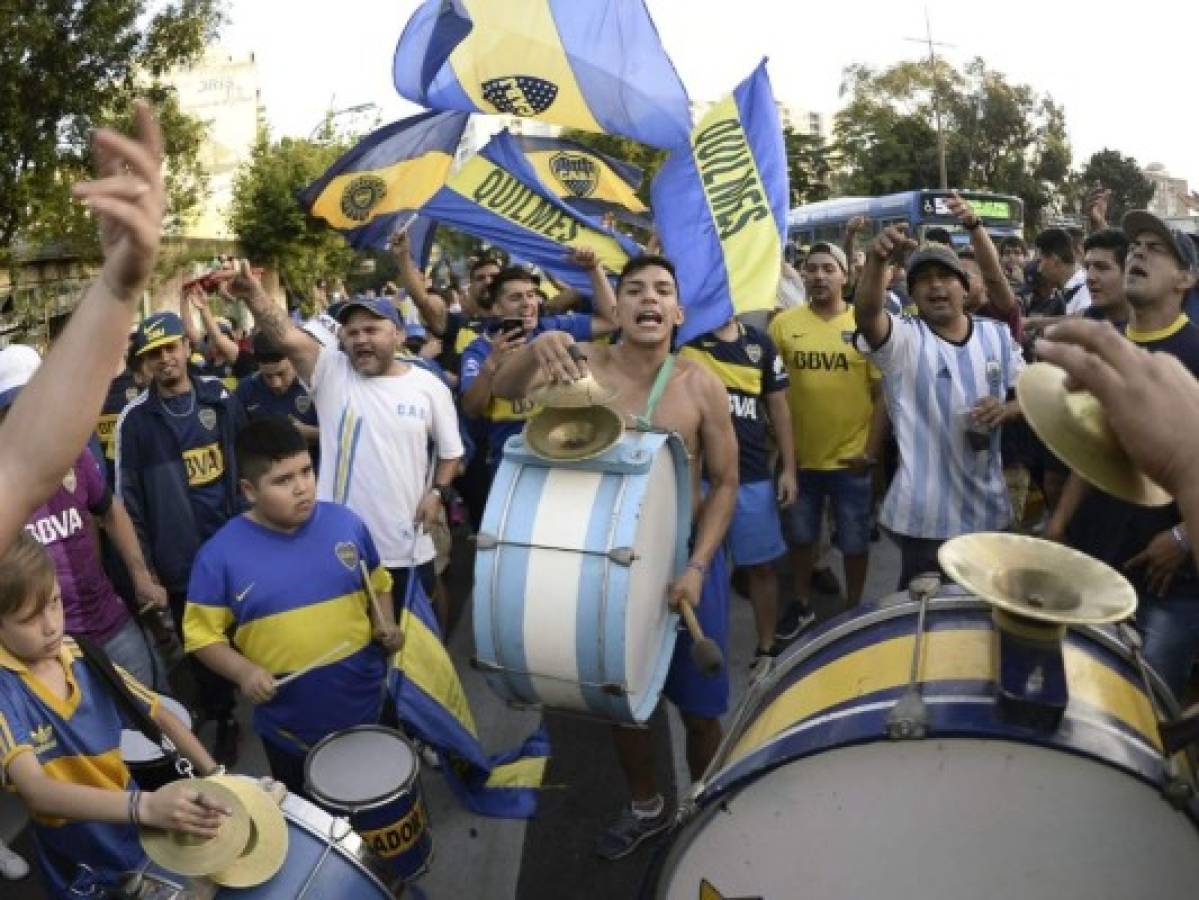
[1017, 362, 1170, 507]
[529, 374, 619, 408]
[938, 533, 1137, 626]
[524, 404, 624, 461]
[140, 779, 251, 877]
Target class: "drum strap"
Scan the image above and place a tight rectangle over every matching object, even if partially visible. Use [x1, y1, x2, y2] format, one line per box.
[75, 635, 189, 778]
[632, 352, 677, 432]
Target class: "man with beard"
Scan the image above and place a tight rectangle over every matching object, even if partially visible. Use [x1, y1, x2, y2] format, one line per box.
[492, 255, 738, 861]
[1046, 211, 1199, 697]
[854, 224, 1027, 587]
[229, 264, 464, 608]
[115, 310, 247, 762]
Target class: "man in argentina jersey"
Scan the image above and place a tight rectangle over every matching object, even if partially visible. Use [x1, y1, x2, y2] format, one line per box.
[855, 233, 1025, 589]
[184, 418, 402, 794]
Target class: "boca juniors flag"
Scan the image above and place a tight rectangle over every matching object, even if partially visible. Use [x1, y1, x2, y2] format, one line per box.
[299, 111, 468, 254]
[651, 61, 789, 344]
[393, 0, 691, 150]
[420, 129, 641, 294]
[516, 135, 650, 227]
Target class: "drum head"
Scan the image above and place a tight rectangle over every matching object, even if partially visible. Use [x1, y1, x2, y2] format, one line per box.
[655, 739, 1199, 900]
[120, 694, 190, 763]
[306, 727, 416, 807]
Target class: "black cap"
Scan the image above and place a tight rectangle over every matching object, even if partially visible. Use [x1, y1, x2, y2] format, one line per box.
[906, 245, 971, 293]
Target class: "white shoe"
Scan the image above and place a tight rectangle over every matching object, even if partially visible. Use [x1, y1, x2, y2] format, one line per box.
[0, 840, 29, 880]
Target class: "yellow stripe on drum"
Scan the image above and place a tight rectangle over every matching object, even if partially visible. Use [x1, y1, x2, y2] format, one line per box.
[727, 628, 1162, 767]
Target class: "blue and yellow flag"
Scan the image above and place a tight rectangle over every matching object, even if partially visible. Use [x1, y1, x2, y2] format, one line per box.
[393, 0, 691, 150]
[516, 135, 650, 228]
[299, 110, 468, 252]
[388, 575, 547, 819]
[651, 61, 788, 344]
[420, 129, 641, 293]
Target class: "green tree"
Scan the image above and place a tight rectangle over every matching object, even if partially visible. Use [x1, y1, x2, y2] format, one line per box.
[833, 57, 1072, 230]
[229, 131, 355, 305]
[784, 127, 834, 205]
[1079, 149, 1156, 224]
[0, 1, 223, 264]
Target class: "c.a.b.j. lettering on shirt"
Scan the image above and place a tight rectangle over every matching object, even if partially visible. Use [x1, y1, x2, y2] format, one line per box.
[396, 402, 429, 420]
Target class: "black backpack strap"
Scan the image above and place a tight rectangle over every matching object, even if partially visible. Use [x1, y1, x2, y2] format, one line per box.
[74, 634, 180, 765]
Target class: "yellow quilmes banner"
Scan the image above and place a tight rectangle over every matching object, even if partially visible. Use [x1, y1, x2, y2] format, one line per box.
[446, 154, 631, 273]
[183, 443, 224, 487]
[450, 0, 601, 131]
[310, 152, 453, 230]
[525, 149, 647, 213]
[691, 95, 781, 314]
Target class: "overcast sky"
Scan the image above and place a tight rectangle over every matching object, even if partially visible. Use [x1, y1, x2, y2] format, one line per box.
[218, 0, 1197, 187]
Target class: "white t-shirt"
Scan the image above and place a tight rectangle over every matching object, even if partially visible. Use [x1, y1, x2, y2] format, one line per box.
[855, 313, 1025, 540]
[306, 346, 464, 566]
[1063, 268, 1092, 315]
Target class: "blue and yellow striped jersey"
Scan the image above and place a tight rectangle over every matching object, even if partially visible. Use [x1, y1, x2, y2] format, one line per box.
[0, 637, 156, 895]
[184, 502, 393, 754]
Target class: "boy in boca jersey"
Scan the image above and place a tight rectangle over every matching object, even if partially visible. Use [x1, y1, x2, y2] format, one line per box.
[115, 311, 247, 763]
[681, 320, 797, 678]
[184, 418, 403, 796]
[0, 532, 226, 898]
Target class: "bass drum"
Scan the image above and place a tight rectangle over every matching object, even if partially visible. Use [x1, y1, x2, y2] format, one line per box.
[474, 430, 690, 723]
[646, 587, 1199, 900]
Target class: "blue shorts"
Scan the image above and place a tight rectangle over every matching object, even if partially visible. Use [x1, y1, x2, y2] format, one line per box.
[727, 479, 787, 567]
[663, 550, 730, 718]
[785, 468, 873, 557]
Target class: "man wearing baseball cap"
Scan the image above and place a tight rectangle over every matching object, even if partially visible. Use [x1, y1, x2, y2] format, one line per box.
[115, 309, 248, 762]
[854, 223, 1027, 588]
[226, 263, 463, 614]
[1047, 210, 1199, 697]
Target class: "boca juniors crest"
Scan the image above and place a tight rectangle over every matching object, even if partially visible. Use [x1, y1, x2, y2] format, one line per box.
[547, 152, 599, 199]
[481, 76, 558, 117]
[340, 175, 389, 223]
[335, 541, 360, 571]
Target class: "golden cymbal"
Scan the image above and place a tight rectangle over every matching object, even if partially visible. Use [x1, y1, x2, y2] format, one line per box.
[1017, 362, 1170, 506]
[524, 405, 624, 461]
[140, 779, 251, 877]
[938, 533, 1137, 626]
[206, 776, 288, 888]
[529, 374, 619, 408]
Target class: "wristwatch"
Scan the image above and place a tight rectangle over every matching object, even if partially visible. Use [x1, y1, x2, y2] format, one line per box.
[431, 484, 458, 506]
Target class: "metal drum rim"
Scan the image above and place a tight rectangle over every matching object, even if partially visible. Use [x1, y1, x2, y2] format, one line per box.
[278, 791, 396, 896]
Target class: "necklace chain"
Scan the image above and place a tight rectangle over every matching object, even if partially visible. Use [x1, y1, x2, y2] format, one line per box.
[161, 387, 197, 418]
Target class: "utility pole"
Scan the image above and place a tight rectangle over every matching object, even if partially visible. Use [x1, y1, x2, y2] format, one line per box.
[905, 10, 955, 190]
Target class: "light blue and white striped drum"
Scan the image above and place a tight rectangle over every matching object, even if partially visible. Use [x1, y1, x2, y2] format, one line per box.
[473, 430, 692, 724]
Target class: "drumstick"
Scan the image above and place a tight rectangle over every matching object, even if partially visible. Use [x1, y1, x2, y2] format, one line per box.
[358, 560, 388, 627]
[677, 600, 724, 677]
[274, 642, 350, 688]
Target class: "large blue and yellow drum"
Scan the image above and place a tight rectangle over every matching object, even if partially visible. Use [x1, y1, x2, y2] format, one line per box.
[646, 581, 1199, 899]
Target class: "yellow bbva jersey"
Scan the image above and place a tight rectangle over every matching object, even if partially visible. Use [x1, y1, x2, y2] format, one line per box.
[768, 305, 880, 470]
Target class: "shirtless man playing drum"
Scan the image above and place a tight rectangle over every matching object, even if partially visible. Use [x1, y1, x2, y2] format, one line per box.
[492, 254, 739, 859]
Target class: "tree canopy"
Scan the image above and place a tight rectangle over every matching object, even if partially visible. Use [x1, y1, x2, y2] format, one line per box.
[833, 57, 1071, 230]
[0, 0, 224, 265]
[1080, 149, 1156, 224]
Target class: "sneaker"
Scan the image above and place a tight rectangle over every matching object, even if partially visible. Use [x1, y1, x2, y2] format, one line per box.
[595, 803, 671, 860]
[749, 645, 780, 682]
[212, 717, 241, 768]
[811, 566, 841, 596]
[775, 602, 816, 641]
[0, 841, 29, 881]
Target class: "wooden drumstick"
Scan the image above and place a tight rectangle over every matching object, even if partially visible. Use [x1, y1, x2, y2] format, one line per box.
[678, 600, 724, 677]
[274, 641, 350, 688]
[358, 560, 388, 627]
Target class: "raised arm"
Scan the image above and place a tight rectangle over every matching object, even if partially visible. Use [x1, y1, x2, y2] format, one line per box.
[224, 261, 320, 382]
[491, 330, 584, 400]
[948, 192, 1016, 316]
[390, 231, 447, 336]
[188, 289, 240, 363]
[0, 101, 163, 556]
[855, 226, 916, 348]
[568, 247, 619, 337]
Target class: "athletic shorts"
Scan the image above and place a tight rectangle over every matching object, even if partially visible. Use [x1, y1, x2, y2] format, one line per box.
[727, 479, 786, 567]
[663, 550, 730, 719]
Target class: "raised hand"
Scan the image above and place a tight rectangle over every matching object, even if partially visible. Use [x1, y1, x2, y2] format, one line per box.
[567, 246, 601, 271]
[869, 225, 918, 262]
[946, 192, 979, 228]
[70, 100, 165, 302]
